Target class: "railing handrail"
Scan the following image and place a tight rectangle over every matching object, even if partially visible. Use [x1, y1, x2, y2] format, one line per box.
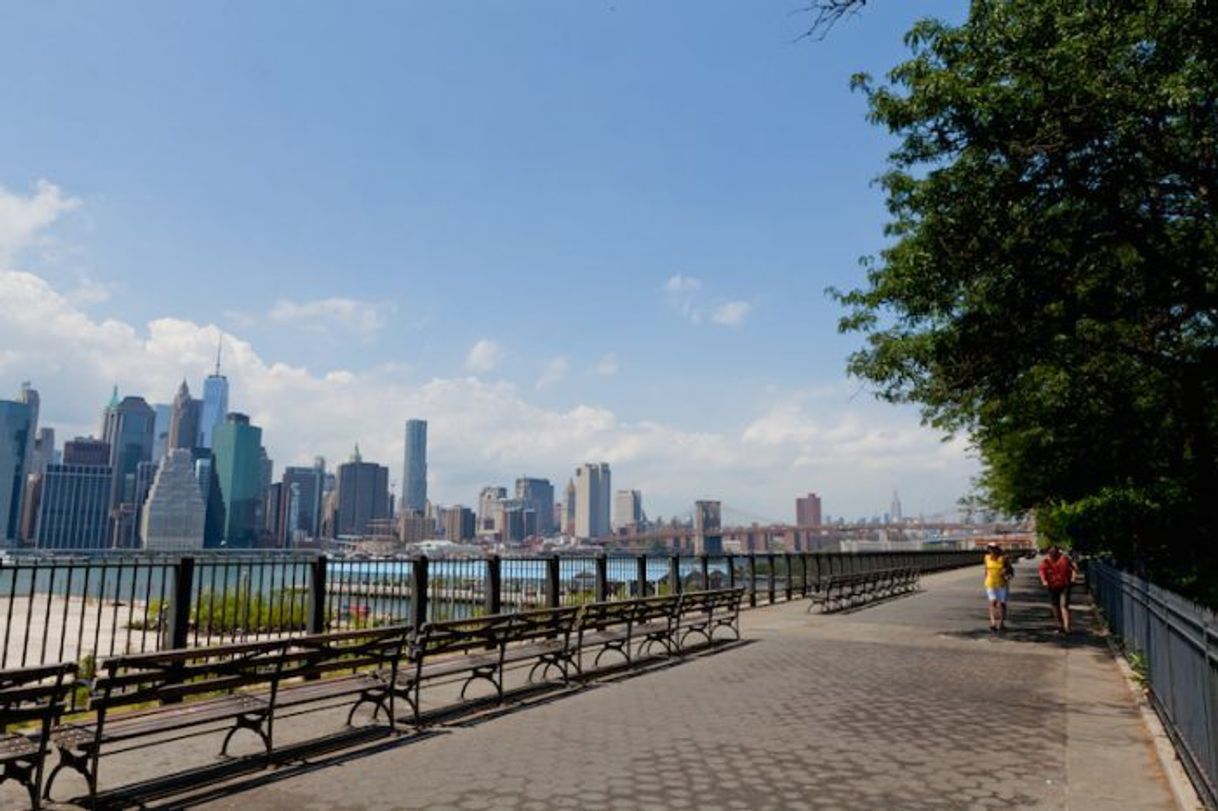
[1087, 559, 1218, 808]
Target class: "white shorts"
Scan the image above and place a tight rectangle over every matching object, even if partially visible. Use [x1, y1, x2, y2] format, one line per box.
[986, 587, 1008, 603]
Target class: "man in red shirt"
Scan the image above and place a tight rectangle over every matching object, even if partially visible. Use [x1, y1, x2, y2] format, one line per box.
[1038, 545, 1078, 634]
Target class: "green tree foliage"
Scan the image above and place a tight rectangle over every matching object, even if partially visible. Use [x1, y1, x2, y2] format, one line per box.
[835, 0, 1218, 593]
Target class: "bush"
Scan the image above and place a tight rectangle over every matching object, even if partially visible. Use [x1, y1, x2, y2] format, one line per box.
[1039, 483, 1214, 606]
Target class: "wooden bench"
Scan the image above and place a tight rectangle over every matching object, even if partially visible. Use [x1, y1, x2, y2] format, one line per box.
[400, 606, 579, 725]
[1, 662, 76, 810]
[273, 625, 410, 728]
[575, 595, 679, 674]
[45, 626, 408, 806]
[809, 568, 921, 613]
[672, 588, 744, 652]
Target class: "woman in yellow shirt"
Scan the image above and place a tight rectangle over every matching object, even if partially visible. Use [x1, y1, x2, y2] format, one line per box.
[983, 543, 1013, 632]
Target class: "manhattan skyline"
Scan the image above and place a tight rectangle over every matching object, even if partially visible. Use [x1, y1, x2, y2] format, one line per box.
[0, 0, 973, 521]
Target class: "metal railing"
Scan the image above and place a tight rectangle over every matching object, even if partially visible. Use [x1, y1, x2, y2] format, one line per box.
[1088, 561, 1218, 808]
[0, 549, 983, 674]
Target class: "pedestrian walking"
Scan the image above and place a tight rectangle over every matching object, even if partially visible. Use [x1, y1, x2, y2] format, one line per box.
[983, 543, 1013, 632]
[1038, 545, 1078, 635]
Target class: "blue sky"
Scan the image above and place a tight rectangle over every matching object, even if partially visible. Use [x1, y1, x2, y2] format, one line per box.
[0, 0, 974, 522]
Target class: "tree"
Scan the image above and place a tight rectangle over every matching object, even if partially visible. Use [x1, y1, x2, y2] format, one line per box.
[799, 0, 868, 40]
[834, 0, 1218, 596]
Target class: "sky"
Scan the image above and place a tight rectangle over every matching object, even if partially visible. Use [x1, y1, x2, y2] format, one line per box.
[0, 0, 974, 523]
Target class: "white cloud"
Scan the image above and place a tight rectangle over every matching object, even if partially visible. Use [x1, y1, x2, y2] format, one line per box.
[0, 180, 80, 266]
[711, 300, 752, 327]
[65, 276, 113, 307]
[664, 275, 755, 328]
[465, 338, 503, 373]
[664, 274, 702, 293]
[0, 183, 978, 519]
[268, 297, 391, 339]
[535, 356, 569, 390]
[593, 353, 619, 376]
[0, 264, 977, 519]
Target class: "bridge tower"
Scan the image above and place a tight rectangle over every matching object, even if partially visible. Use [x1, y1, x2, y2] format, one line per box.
[693, 500, 723, 555]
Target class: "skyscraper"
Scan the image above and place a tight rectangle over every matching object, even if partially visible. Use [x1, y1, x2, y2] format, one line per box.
[443, 505, 476, 541]
[140, 449, 207, 551]
[515, 477, 555, 535]
[478, 486, 507, 533]
[795, 492, 823, 526]
[613, 489, 643, 530]
[16, 382, 39, 473]
[890, 490, 903, 522]
[563, 479, 576, 535]
[35, 461, 112, 550]
[402, 419, 427, 513]
[101, 392, 156, 509]
[211, 413, 263, 547]
[282, 463, 324, 542]
[262, 482, 286, 547]
[1, 400, 35, 545]
[151, 403, 172, 461]
[199, 343, 230, 449]
[30, 428, 55, 476]
[574, 462, 610, 540]
[64, 437, 110, 466]
[191, 451, 227, 549]
[168, 380, 202, 451]
[19, 473, 42, 542]
[332, 445, 390, 537]
[100, 392, 156, 547]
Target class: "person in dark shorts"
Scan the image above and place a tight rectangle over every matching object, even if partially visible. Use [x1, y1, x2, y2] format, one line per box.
[1038, 545, 1077, 634]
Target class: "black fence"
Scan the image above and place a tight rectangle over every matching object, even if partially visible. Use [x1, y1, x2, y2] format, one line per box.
[0, 549, 982, 674]
[1088, 561, 1218, 808]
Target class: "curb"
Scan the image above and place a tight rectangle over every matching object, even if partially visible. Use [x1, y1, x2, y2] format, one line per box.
[1092, 606, 1205, 810]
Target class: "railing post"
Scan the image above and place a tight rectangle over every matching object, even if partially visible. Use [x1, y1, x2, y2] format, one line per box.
[411, 555, 429, 628]
[766, 553, 776, 604]
[636, 554, 648, 598]
[669, 554, 681, 596]
[784, 553, 793, 601]
[595, 553, 608, 603]
[699, 554, 709, 591]
[165, 555, 195, 650]
[800, 553, 809, 597]
[747, 554, 757, 608]
[546, 554, 561, 608]
[306, 554, 326, 634]
[726, 553, 736, 591]
[485, 554, 502, 616]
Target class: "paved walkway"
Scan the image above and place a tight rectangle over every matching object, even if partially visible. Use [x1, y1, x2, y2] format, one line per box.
[35, 562, 1181, 810]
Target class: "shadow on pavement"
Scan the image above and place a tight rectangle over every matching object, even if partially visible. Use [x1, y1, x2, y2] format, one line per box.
[77, 639, 750, 810]
[939, 563, 1111, 653]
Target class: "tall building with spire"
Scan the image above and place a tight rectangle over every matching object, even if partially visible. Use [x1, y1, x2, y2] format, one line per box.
[890, 490, 903, 522]
[168, 380, 202, 451]
[402, 419, 427, 513]
[199, 340, 229, 449]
